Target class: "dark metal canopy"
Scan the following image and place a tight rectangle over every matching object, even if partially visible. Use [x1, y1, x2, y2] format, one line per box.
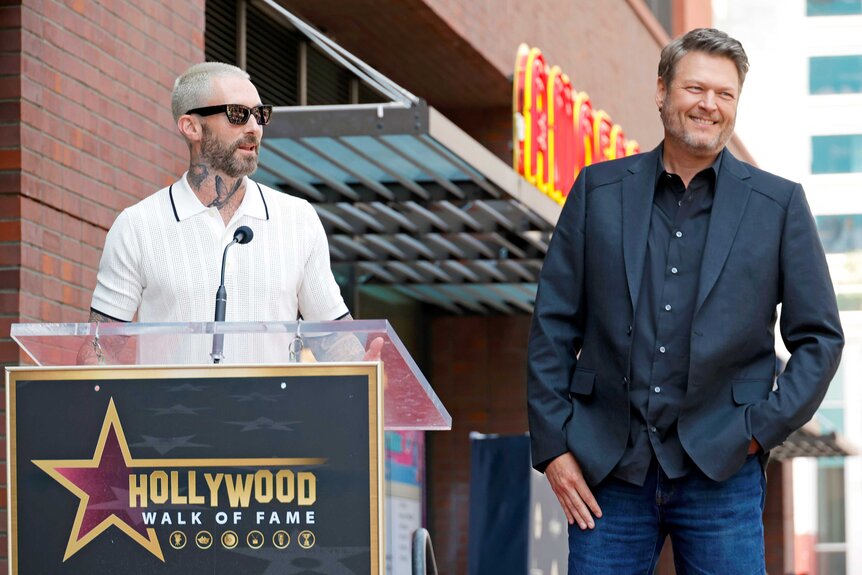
[771, 417, 857, 461]
[257, 101, 559, 314]
[251, 0, 561, 315]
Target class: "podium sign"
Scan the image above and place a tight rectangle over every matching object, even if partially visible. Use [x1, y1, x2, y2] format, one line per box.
[7, 363, 383, 574]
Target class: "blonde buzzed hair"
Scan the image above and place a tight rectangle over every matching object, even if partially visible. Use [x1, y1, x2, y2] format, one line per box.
[171, 62, 249, 123]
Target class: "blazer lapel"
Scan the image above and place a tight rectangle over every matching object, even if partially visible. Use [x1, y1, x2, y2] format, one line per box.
[695, 150, 752, 314]
[622, 148, 659, 311]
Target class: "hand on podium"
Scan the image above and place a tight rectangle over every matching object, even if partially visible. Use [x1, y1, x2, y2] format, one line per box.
[76, 311, 127, 365]
[303, 335, 387, 389]
[304, 333, 385, 363]
[364, 337, 384, 361]
[76, 340, 103, 365]
[76, 334, 125, 365]
[364, 336, 387, 391]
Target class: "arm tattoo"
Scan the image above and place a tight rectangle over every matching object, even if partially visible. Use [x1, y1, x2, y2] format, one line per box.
[80, 309, 129, 364]
[304, 313, 365, 360]
[89, 309, 127, 323]
[209, 176, 243, 209]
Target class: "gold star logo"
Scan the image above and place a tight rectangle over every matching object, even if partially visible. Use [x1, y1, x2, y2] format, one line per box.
[32, 399, 163, 561]
[30, 397, 326, 564]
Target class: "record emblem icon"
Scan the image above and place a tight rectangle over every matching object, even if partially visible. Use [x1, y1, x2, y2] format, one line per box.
[221, 531, 238, 549]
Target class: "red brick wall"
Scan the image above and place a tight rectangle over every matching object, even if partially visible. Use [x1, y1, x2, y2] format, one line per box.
[428, 314, 532, 573]
[422, 0, 667, 149]
[1, 3, 23, 376]
[672, 0, 713, 37]
[13, 0, 204, 335]
[0, 4, 22, 573]
[763, 460, 790, 575]
[1, 0, 205, 568]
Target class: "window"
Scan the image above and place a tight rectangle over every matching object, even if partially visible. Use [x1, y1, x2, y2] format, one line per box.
[816, 359, 847, 575]
[818, 214, 862, 310]
[817, 464, 846, 574]
[204, 0, 386, 107]
[811, 134, 862, 173]
[807, 0, 862, 16]
[810, 55, 862, 94]
[817, 214, 862, 253]
[245, 4, 301, 106]
[643, 0, 672, 35]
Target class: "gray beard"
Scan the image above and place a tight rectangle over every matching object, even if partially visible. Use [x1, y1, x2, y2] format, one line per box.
[200, 125, 259, 178]
[660, 101, 734, 156]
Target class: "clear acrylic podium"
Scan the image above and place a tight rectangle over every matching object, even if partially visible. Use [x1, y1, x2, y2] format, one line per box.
[11, 319, 451, 430]
[8, 320, 449, 574]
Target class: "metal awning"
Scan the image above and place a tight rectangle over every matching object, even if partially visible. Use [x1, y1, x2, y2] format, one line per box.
[251, 0, 560, 315]
[256, 101, 560, 315]
[770, 416, 856, 460]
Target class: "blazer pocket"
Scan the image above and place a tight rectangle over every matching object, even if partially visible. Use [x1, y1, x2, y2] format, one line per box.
[570, 368, 596, 397]
[732, 378, 773, 405]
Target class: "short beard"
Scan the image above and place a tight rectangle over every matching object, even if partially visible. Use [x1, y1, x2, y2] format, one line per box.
[199, 124, 259, 178]
[660, 95, 734, 156]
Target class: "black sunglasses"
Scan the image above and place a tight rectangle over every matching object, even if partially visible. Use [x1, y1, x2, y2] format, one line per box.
[186, 104, 273, 126]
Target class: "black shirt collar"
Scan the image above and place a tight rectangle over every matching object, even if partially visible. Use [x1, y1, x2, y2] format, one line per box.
[655, 144, 724, 188]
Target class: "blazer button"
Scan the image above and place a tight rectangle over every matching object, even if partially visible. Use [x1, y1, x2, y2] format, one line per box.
[626, 325, 633, 335]
[622, 376, 629, 386]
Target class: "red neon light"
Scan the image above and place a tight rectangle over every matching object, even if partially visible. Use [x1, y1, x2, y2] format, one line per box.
[513, 45, 640, 205]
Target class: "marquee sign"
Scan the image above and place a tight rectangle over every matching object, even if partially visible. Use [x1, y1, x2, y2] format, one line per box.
[7, 364, 383, 575]
[514, 44, 640, 204]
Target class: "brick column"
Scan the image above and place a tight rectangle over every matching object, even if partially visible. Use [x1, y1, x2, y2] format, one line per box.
[428, 315, 532, 573]
[1, 1, 207, 568]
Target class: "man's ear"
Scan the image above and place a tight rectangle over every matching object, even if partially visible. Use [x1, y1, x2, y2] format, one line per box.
[178, 115, 202, 143]
[655, 77, 667, 111]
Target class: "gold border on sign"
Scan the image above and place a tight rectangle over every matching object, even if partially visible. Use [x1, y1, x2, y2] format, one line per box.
[6, 362, 385, 575]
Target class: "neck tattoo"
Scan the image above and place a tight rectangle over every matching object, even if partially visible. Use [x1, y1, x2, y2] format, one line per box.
[187, 163, 244, 211]
[188, 163, 209, 190]
[209, 175, 243, 209]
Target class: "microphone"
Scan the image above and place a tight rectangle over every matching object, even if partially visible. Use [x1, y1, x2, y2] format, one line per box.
[211, 226, 254, 363]
[233, 226, 253, 245]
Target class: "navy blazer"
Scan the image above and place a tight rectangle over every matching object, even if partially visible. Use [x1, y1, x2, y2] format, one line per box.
[527, 145, 844, 485]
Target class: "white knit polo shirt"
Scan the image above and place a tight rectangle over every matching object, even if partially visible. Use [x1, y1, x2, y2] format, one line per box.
[91, 174, 348, 363]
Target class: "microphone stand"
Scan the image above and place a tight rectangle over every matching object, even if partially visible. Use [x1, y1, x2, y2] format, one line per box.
[211, 226, 253, 363]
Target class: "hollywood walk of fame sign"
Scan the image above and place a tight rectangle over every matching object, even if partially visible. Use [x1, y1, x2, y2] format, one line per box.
[6, 364, 383, 575]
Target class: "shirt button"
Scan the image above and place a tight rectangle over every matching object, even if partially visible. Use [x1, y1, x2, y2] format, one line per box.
[659, 346, 666, 353]
[627, 325, 633, 335]
[665, 304, 672, 311]
[675, 230, 683, 238]
[650, 426, 658, 433]
[654, 386, 661, 393]
[671, 267, 678, 274]
[678, 200, 683, 206]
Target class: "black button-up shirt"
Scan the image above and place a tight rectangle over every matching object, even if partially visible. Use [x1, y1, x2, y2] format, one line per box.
[611, 149, 721, 486]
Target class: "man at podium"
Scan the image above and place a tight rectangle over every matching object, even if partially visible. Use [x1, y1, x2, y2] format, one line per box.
[79, 63, 359, 364]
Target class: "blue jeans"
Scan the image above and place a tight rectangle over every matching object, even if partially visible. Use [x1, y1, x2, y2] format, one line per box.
[568, 455, 766, 575]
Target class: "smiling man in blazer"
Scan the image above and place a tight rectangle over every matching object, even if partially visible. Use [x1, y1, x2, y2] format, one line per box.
[527, 28, 844, 574]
